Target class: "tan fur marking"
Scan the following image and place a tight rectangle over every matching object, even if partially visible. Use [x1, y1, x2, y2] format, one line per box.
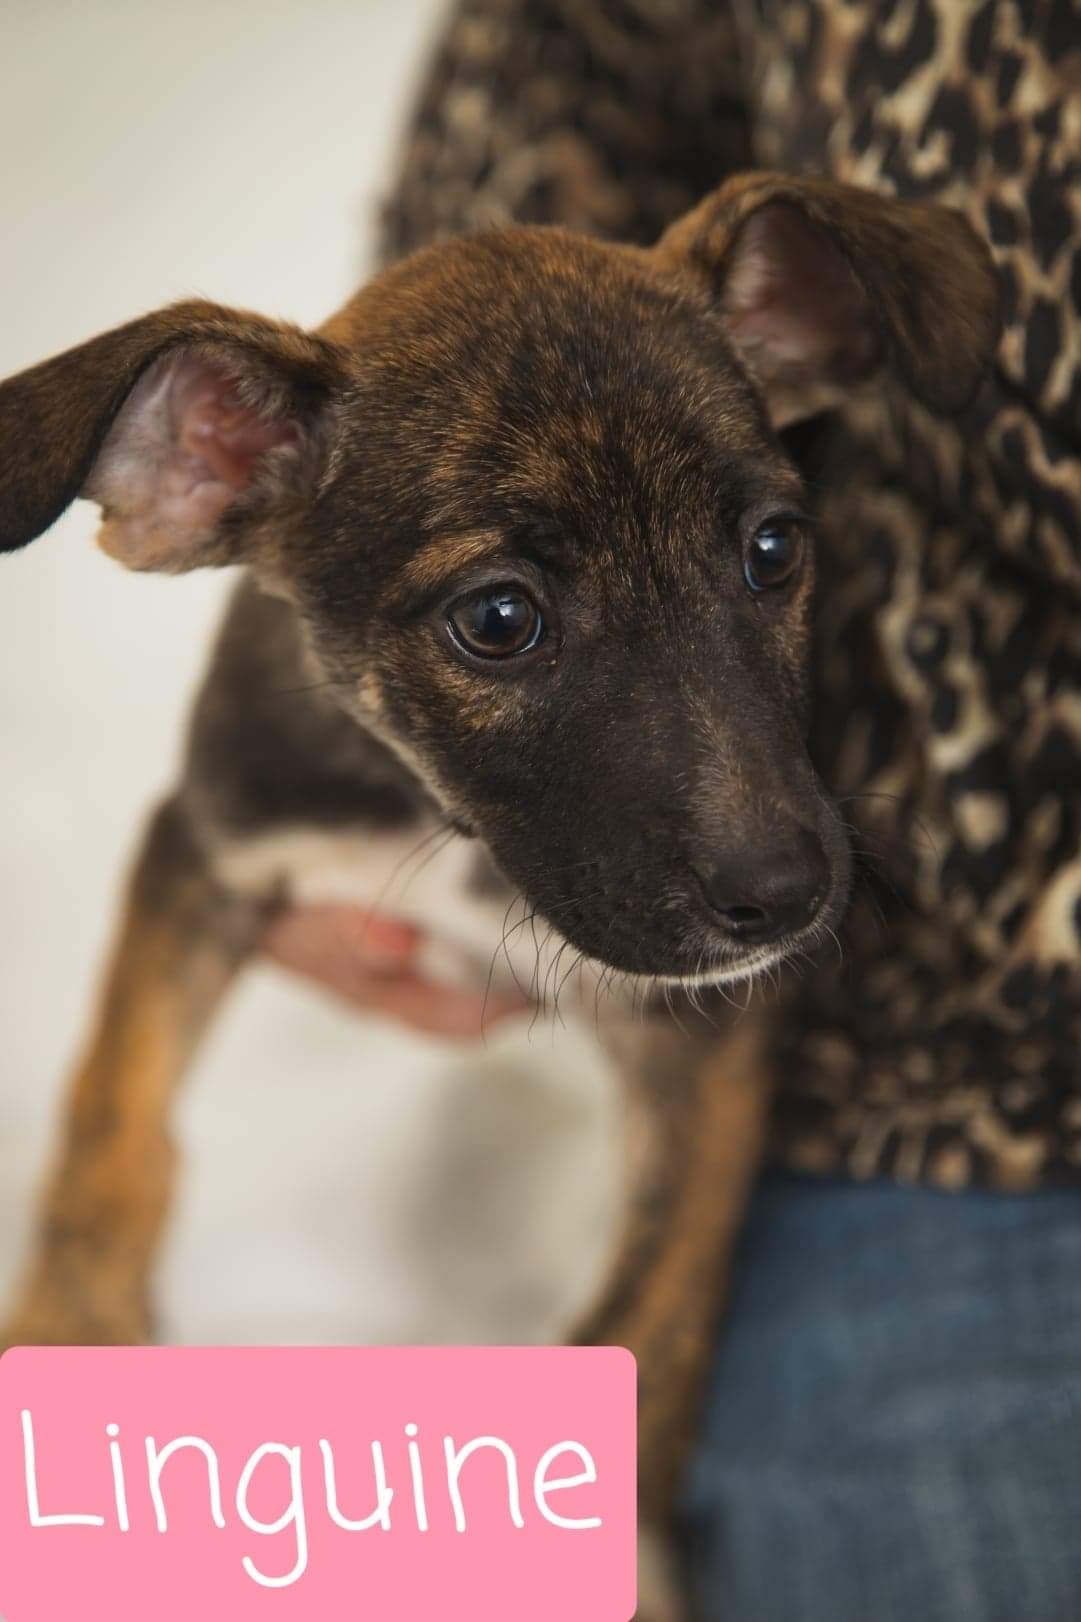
[574, 1019, 769, 1522]
[394, 530, 508, 602]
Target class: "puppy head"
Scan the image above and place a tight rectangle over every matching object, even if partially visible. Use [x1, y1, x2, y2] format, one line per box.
[0, 173, 999, 985]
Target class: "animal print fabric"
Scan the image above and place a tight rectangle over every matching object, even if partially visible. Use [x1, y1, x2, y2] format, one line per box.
[381, 0, 1081, 1188]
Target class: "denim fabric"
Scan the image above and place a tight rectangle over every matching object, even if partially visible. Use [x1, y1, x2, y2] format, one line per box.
[681, 1172, 1081, 1622]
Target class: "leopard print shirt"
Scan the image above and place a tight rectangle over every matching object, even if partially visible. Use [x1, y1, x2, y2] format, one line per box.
[381, 0, 1081, 1189]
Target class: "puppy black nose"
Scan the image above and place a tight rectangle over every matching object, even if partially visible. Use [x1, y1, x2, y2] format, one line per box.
[702, 828, 829, 944]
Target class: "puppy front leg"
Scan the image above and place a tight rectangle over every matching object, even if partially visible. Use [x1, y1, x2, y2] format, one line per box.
[576, 1018, 770, 1618]
[3, 797, 263, 1347]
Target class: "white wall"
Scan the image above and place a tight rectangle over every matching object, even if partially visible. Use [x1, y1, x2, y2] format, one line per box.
[0, 0, 615, 1346]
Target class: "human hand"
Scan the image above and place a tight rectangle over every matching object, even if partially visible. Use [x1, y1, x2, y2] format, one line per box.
[261, 904, 531, 1039]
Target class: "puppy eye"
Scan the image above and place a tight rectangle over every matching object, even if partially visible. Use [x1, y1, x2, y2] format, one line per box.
[744, 517, 806, 593]
[446, 587, 544, 660]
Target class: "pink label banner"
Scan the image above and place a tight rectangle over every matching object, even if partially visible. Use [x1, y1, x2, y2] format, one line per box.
[0, 1345, 637, 1621]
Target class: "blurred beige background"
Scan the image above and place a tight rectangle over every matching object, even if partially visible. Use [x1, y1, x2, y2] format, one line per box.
[0, 0, 616, 1346]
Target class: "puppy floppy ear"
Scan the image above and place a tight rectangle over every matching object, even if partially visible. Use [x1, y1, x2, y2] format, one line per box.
[0, 300, 350, 570]
[652, 172, 1001, 426]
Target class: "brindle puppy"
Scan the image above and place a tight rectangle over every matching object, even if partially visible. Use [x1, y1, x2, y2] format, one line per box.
[0, 172, 998, 1616]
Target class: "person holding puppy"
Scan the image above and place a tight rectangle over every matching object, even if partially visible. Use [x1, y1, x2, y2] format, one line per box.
[267, 1, 1081, 1618]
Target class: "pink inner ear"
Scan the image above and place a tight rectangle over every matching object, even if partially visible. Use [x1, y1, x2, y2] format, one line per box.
[173, 359, 300, 492]
[85, 349, 305, 572]
[722, 205, 876, 382]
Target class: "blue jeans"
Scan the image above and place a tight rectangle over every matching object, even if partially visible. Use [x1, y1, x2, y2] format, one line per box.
[681, 1172, 1081, 1622]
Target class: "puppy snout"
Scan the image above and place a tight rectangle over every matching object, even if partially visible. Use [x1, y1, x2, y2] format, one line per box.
[700, 826, 830, 945]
